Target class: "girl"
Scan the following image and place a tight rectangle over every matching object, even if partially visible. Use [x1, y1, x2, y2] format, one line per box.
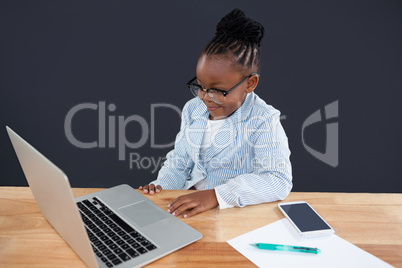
[139, 8, 292, 218]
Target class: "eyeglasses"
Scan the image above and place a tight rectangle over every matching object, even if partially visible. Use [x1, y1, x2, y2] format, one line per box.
[187, 73, 259, 104]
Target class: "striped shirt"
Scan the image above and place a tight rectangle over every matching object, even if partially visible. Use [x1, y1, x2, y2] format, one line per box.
[149, 92, 293, 208]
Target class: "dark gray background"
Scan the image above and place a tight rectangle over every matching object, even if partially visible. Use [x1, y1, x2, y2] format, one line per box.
[1, 0, 401, 192]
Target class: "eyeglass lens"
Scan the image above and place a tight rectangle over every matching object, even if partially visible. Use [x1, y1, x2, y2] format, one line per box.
[189, 85, 224, 104]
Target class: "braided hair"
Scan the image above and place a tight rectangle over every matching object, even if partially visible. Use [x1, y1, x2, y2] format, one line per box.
[202, 8, 265, 73]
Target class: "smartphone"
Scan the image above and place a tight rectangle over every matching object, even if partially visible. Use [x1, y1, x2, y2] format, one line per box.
[278, 201, 335, 237]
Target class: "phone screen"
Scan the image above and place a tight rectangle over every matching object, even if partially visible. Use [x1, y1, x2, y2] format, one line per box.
[280, 203, 331, 232]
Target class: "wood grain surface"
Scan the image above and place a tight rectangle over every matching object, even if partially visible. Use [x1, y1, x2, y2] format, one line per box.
[0, 187, 401, 267]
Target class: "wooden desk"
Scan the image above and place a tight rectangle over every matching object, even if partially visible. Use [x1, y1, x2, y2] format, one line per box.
[1, 187, 401, 267]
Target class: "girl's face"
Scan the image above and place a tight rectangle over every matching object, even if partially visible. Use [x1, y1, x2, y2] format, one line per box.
[195, 54, 259, 120]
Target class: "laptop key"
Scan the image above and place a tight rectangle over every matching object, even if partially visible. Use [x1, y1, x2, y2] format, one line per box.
[109, 244, 118, 250]
[107, 229, 117, 236]
[104, 240, 114, 246]
[96, 231, 106, 237]
[82, 200, 93, 207]
[105, 262, 113, 268]
[94, 220, 102, 226]
[131, 242, 141, 249]
[107, 253, 117, 261]
[141, 240, 151, 247]
[130, 231, 139, 236]
[111, 236, 120, 241]
[136, 236, 145, 243]
[100, 206, 112, 213]
[95, 210, 105, 216]
[113, 248, 123, 254]
[100, 236, 110, 241]
[126, 239, 135, 244]
[98, 245, 107, 251]
[109, 214, 134, 233]
[93, 197, 105, 206]
[94, 241, 103, 247]
[118, 252, 131, 262]
[81, 208, 90, 214]
[90, 207, 101, 213]
[113, 227, 122, 232]
[137, 247, 148, 254]
[130, 231, 140, 239]
[78, 202, 87, 208]
[126, 248, 139, 258]
[146, 245, 157, 251]
[107, 232, 117, 239]
[79, 203, 88, 209]
[121, 244, 130, 250]
[104, 210, 113, 216]
[99, 207, 109, 213]
[102, 249, 112, 256]
[121, 234, 131, 240]
[112, 258, 122, 265]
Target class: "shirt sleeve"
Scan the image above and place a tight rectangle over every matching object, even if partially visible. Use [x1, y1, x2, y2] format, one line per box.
[214, 112, 293, 207]
[214, 188, 234, 210]
[148, 102, 195, 189]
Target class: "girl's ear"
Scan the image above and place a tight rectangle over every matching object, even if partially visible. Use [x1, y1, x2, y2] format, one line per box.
[245, 74, 259, 93]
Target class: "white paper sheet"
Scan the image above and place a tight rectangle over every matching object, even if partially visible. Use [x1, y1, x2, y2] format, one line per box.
[227, 218, 393, 268]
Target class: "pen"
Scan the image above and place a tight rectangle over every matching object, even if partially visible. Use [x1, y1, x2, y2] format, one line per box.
[250, 243, 321, 254]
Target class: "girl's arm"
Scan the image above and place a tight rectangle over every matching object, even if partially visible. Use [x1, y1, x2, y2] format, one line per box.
[142, 101, 195, 191]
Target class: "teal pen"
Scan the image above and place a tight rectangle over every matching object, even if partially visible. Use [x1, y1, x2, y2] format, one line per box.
[250, 243, 321, 254]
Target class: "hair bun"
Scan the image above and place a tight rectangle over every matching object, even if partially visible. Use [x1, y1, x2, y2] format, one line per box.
[215, 8, 265, 47]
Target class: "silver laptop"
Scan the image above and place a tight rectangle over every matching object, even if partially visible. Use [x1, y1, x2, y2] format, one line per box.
[6, 126, 202, 268]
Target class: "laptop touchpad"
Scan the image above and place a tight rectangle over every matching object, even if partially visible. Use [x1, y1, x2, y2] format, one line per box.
[119, 201, 168, 227]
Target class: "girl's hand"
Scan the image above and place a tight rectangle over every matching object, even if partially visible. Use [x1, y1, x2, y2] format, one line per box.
[138, 184, 162, 195]
[167, 190, 218, 218]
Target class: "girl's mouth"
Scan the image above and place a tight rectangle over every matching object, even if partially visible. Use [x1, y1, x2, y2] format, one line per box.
[207, 106, 220, 111]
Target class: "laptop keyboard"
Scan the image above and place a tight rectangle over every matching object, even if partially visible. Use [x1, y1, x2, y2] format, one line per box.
[77, 197, 157, 267]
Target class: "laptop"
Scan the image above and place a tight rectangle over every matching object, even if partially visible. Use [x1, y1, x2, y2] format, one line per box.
[6, 126, 202, 268]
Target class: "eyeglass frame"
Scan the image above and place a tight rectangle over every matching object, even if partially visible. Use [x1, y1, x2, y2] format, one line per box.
[187, 72, 260, 99]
